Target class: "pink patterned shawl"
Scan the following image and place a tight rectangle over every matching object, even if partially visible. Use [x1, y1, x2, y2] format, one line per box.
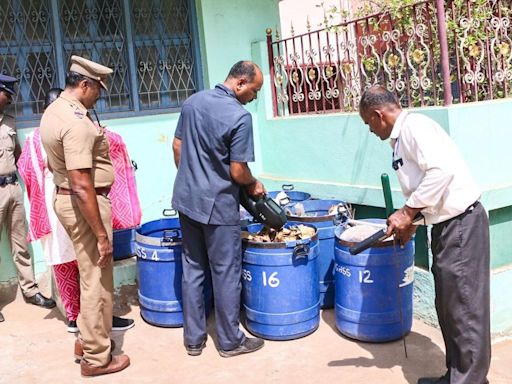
[106, 129, 142, 229]
[17, 129, 51, 241]
[18, 128, 141, 242]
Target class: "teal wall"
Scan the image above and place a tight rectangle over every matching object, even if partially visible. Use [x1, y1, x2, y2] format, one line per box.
[252, 97, 512, 270]
[196, 0, 279, 88]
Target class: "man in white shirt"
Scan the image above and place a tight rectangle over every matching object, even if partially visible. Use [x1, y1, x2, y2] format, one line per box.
[359, 85, 490, 384]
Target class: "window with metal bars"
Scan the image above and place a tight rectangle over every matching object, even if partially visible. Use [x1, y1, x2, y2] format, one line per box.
[0, 0, 202, 124]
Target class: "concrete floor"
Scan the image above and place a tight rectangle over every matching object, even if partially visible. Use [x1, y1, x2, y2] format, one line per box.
[1, 290, 511, 384]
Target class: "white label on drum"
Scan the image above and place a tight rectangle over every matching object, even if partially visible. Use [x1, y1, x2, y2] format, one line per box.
[399, 265, 415, 287]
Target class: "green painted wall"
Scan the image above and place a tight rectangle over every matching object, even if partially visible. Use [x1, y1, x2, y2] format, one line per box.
[489, 206, 512, 269]
[253, 99, 512, 269]
[196, 0, 279, 88]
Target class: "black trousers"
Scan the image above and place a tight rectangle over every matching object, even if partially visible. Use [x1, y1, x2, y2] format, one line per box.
[431, 202, 491, 384]
[179, 213, 245, 351]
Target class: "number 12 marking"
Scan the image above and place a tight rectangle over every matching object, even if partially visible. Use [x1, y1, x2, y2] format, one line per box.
[359, 270, 374, 284]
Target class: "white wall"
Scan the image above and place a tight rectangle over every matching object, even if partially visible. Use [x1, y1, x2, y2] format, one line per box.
[278, 0, 353, 38]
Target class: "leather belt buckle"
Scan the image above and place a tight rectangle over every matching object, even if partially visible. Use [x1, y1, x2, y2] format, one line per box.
[56, 186, 74, 195]
[95, 187, 110, 197]
[466, 201, 478, 213]
[0, 173, 17, 186]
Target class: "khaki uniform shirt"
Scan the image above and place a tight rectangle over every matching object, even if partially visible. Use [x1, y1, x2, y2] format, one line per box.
[0, 112, 18, 175]
[39, 94, 114, 189]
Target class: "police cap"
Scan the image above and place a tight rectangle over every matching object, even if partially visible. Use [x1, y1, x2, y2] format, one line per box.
[0, 74, 19, 96]
[69, 55, 113, 90]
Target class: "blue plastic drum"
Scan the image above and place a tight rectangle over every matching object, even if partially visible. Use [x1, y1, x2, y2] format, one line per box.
[286, 199, 344, 308]
[135, 216, 212, 327]
[113, 227, 138, 261]
[333, 221, 414, 342]
[241, 222, 320, 340]
[268, 184, 311, 206]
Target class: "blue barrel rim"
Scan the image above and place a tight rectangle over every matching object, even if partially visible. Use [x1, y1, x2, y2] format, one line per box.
[335, 231, 416, 249]
[242, 223, 318, 248]
[286, 199, 345, 223]
[267, 190, 312, 205]
[136, 217, 182, 247]
[335, 219, 401, 249]
[135, 232, 182, 247]
[114, 226, 140, 233]
[336, 235, 397, 249]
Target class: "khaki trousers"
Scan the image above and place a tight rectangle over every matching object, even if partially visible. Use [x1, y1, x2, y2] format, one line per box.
[0, 183, 38, 297]
[54, 193, 113, 367]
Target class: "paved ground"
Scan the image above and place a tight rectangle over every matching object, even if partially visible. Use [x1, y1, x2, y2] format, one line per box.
[1, 289, 511, 384]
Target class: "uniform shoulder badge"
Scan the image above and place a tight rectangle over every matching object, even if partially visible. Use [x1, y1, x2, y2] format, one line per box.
[74, 109, 85, 119]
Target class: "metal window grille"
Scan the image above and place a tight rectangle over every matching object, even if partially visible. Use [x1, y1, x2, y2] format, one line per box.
[132, 0, 198, 110]
[0, 0, 201, 123]
[0, 0, 58, 118]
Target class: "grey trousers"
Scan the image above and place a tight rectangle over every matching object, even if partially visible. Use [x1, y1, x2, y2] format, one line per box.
[179, 213, 245, 351]
[431, 202, 491, 384]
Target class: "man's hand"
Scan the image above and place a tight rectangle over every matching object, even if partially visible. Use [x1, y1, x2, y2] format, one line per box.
[97, 235, 113, 268]
[386, 205, 422, 245]
[247, 180, 266, 199]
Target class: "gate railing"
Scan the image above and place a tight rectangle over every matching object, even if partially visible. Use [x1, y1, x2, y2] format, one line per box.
[267, 0, 512, 117]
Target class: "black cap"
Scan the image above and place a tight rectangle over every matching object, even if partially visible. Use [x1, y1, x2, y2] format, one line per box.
[0, 74, 19, 96]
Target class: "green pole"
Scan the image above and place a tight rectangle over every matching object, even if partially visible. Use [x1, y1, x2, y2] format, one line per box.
[381, 173, 394, 218]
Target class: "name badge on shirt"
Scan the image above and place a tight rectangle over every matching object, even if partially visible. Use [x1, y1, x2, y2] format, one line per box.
[392, 138, 403, 170]
[74, 110, 85, 119]
[392, 156, 403, 170]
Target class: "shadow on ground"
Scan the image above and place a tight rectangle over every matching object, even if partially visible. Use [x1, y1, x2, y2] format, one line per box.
[322, 307, 446, 384]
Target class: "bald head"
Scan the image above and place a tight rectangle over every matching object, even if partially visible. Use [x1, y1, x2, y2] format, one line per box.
[359, 85, 403, 141]
[359, 85, 400, 113]
[224, 61, 263, 105]
[226, 61, 261, 83]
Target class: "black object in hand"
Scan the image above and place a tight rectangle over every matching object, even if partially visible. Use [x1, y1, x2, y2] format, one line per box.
[240, 187, 287, 230]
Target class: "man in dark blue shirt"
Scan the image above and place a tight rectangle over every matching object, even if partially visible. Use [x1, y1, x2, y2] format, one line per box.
[172, 61, 265, 357]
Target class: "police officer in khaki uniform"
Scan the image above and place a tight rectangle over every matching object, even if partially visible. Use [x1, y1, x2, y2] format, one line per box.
[0, 74, 56, 323]
[40, 56, 129, 377]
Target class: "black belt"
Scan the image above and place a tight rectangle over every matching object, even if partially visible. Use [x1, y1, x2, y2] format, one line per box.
[0, 173, 17, 186]
[465, 201, 479, 213]
[434, 201, 480, 227]
[56, 186, 110, 197]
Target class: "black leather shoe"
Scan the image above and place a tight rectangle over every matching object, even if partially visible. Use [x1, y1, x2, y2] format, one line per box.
[218, 337, 264, 358]
[0, 311, 4, 322]
[417, 375, 449, 384]
[24, 292, 56, 309]
[185, 338, 207, 356]
[112, 316, 135, 331]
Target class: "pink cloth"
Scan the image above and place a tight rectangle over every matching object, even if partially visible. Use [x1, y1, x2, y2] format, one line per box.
[18, 128, 142, 242]
[53, 261, 80, 321]
[106, 129, 142, 229]
[17, 129, 52, 241]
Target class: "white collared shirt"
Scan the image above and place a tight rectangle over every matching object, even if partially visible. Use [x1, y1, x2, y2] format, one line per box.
[389, 111, 480, 225]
